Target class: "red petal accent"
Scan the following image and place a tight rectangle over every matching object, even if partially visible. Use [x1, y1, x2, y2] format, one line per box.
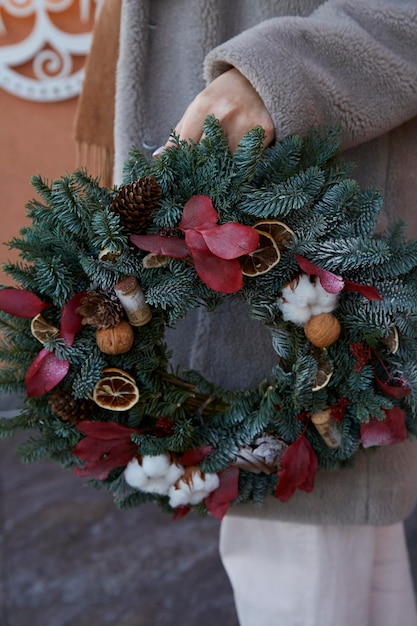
[130, 234, 189, 258]
[25, 349, 70, 397]
[343, 280, 383, 301]
[180, 445, 214, 466]
[179, 195, 218, 230]
[153, 416, 176, 437]
[72, 440, 138, 480]
[60, 291, 86, 345]
[350, 342, 372, 372]
[361, 407, 407, 448]
[275, 435, 318, 502]
[296, 255, 344, 294]
[200, 224, 259, 260]
[73, 436, 122, 462]
[172, 506, 191, 520]
[72, 421, 142, 479]
[75, 420, 141, 440]
[296, 255, 382, 301]
[191, 249, 243, 293]
[330, 398, 349, 423]
[0, 288, 48, 318]
[205, 466, 239, 520]
[185, 229, 210, 252]
[375, 372, 411, 399]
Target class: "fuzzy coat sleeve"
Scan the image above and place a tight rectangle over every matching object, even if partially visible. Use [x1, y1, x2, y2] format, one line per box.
[204, 0, 417, 149]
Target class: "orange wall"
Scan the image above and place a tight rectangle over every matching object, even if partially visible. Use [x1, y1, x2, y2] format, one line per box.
[0, 2, 94, 285]
[0, 94, 78, 286]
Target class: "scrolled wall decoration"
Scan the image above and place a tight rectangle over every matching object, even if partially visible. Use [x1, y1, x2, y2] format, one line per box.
[0, 0, 102, 102]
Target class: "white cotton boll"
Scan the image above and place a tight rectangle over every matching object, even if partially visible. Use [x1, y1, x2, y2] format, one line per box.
[311, 279, 339, 314]
[200, 472, 220, 495]
[281, 274, 317, 307]
[298, 274, 320, 304]
[142, 475, 173, 495]
[165, 462, 185, 486]
[187, 471, 219, 505]
[168, 482, 194, 508]
[141, 453, 171, 477]
[310, 301, 335, 316]
[124, 460, 169, 494]
[279, 274, 340, 324]
[124, 455, 184, 495]
[168, 470, 220, 508]
[279, 302, 311, 325]
[124, 457, 149, 489]
[124, 457, 171, 494]
[278, 274, 318, 324]
[186, 471, 209, 504]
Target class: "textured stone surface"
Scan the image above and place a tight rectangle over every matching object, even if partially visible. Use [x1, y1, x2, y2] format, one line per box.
[0, 431, 238, 626]
[1, 390, 417, 626]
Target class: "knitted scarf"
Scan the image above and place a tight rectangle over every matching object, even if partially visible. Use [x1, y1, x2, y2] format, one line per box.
[73, 0, 121, 187]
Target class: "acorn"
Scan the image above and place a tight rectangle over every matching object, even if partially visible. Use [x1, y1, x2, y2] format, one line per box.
[304, 313, 341, 348]
[96, 320, 134, 354]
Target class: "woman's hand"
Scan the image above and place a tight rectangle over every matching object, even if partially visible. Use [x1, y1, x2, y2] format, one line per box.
[160, 68, 275, 153]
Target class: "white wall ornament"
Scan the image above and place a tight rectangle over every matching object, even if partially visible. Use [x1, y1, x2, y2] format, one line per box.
[0, 0, 103, 102]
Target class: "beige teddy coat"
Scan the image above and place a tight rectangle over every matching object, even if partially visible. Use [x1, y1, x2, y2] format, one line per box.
[113, 0, 417, 524]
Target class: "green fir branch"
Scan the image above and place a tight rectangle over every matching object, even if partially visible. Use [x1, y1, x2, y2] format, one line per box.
[1, 119, 417, 516]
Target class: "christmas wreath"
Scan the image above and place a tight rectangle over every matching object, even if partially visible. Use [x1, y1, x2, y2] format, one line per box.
[1, 117, 417, 520]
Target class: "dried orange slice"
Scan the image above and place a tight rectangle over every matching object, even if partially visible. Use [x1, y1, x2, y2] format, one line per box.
[142, 252, 169, 269]
[253, 220, 295, 250]
[382, 326, 399, 354]
[93, 368, 139, 411]
[312, 357, 334, 392]
[30, 314, 59, 344]
[98, 248, 121, 263]
[240, 231, 281, 276]
[98, 367, 136, 383]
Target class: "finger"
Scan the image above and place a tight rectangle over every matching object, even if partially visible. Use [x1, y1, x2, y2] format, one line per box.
[153, 122, 183, 158]
[172, 113, 205, 145]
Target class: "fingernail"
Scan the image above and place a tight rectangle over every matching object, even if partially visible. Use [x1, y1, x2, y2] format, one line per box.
[152, 146, 165, 158]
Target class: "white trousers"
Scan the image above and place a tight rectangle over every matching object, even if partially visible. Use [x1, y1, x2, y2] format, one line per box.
[220, 517, 417, 626]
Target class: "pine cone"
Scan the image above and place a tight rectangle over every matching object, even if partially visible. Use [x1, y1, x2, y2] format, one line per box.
[49, 389, 94, 424]
[76, 290, 124, 329]
[234, 435, 288, 475]
[109, 176, 162, 234]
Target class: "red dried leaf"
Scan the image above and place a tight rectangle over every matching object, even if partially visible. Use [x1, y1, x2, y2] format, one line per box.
[60, 291, 86, 345]
[375, 372, 411, 399]
[75, 420, 141, 441]
[296, 255, 382, 301]
[200, 223, 259, 260]
[296, 410, 310, 425]
[330, 398, 349, 423]
[343, 280, 383, 301]
[172, 505, 191, 520]
[361, 406, 407, 448]
[180, 445, 214, 466]
[72, 420, 141, 480]
[153, 416, 176, 437]
[185, 228, 209, 252]
[179, 195, 219, 230]
[191, 249, 243, 293]
[73, 436, 124, 462]
[296, 255, 344, 294]
[350, 342, 372, 372]
[72, 440, 138, 480]
[0, 288, 49, 318]
[25, 348, 70, 397]
[275, 434, 318, 502]
[130, 233, 189, 258]
[205, 466, 239, 520]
